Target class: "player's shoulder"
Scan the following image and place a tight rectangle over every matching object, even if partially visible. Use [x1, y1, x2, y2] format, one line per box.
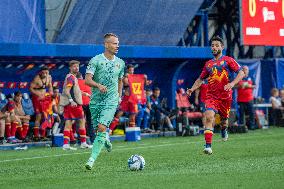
[115, 56, 125, 64]
[223, 55, 236, 62]
[89, 54, 103, 62]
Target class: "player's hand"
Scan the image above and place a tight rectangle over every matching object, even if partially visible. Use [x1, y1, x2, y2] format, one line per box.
[186, 88, 193, 97]
[224, 83, 234, 91]
[98, 84, 107, 93]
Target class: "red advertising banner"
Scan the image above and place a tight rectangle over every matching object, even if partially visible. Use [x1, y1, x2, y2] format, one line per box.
[18, 82, 28, 89]
[128, 74, 146, 104]
[241, 0, 284, 46]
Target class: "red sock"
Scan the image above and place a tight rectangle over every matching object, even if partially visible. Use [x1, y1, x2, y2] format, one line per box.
[40, 128, 46, 138]
[22, 123, 29, 139]
[5, 123, 11, 138]
[10, 122, 18, 138]
[109, 117, 119, 131]
[64, 130, 70, 145]
[70, 129, 75, 142]
[34, 126, 39, 138]
[204, 129, 213, 147]
[79, 128, 86, 143]
[16, 126, 23, 139]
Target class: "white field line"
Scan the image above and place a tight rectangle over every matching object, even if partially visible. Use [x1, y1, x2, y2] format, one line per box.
[0, 132, 281, 163]
[0, 140, 202, 163]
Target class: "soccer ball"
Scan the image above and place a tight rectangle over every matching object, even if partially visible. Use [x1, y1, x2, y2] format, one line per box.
[127, 154, 145, 171]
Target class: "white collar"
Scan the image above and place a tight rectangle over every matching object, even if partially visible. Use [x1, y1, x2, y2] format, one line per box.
[102, 53, 116, 62]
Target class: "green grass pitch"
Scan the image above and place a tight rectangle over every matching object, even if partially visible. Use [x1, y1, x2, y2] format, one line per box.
[1, 127, 284, 189]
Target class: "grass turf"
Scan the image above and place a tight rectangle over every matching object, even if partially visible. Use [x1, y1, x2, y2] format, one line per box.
[0, 127, 284, 189]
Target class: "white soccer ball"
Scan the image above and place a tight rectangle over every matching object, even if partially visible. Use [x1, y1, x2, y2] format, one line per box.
[128, 154, 145, 171]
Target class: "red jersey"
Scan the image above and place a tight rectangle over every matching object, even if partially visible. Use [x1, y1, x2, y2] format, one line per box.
[199, 80, 208, 103]
[200, 56, 241, 101]
[78, 79, 91, 105]
[237, 77, 254, 102]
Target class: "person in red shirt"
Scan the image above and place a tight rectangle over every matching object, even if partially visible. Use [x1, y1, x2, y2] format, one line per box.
[237, 66, 256, 130]
[187, 36, 245, 155]
[61, 60, 91, 150]
[77, 72, 94, 143]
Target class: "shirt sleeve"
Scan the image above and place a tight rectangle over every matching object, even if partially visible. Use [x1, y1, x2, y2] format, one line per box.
[227, 57, 241, 73]
[86, 57, 97, 75]
[66, 75, 75, 88]
[199, 63, 209, 79]
[118, 60, 125, 79]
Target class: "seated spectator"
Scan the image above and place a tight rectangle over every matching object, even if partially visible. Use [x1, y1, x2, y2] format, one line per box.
[150, 87, 174, 131]
[136, 89, 153, 133]
[269, 88, 284, 126]
[13, 91, 31, 142]
[3, 94, 22, 143]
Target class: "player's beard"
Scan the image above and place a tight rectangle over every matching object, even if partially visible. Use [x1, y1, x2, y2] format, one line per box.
[212, 49, 222, 57]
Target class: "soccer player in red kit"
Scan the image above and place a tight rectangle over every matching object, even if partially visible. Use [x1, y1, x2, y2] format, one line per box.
[187, 36, 245, 154]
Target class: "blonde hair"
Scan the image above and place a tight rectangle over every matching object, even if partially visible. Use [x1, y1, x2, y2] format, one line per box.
[69, 60, 80, 67]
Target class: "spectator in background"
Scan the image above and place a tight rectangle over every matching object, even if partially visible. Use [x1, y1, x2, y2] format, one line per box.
[13, 91, 30, 141]
[3, 94, 20, 143]
[136, 88, 153, 132]
[237, 66, 256, 130]
[61, 60, 91, 150]
[269, 88, 284, 126]
[77, 72, 94, 144]
[29, 66, 53, 141]
[150, 87, 173, 131]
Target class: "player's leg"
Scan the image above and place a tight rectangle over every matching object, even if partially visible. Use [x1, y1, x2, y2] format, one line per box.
[86, 123, 107, 170]
[33, 113, 41, 141]
[109, 110, 123, 135]
[62, 105, 77, 150]
[218, 100, 231, 141]
[203, 109, 216, 154]
[220, 118, 229, 141]
[79, 118, 92, 148]
[128, 102, 138, 127]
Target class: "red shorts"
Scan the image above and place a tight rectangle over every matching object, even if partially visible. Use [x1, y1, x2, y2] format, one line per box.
[119, 95, 138, 114]
[205, 98, 231, 119]
[32, 95, 52, 114]
[63, 104, 84, 120]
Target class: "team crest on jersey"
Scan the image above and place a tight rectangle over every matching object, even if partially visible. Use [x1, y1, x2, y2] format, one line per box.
[116, 63, 120, 69]
[220, 60, 224, 65]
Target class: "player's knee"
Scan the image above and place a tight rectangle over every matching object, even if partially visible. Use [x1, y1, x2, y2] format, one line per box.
[205, 114, 214, 123]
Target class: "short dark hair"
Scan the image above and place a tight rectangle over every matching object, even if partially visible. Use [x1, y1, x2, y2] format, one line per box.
[126, 64, 134, 69]
[40, 65, 49, 72]
[211, 36, 224, 45]
[104, 33, 118, 41]
[69, 60, 80, 67]
[153, 87, 160, 91]
[14, 91, 22, 97]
